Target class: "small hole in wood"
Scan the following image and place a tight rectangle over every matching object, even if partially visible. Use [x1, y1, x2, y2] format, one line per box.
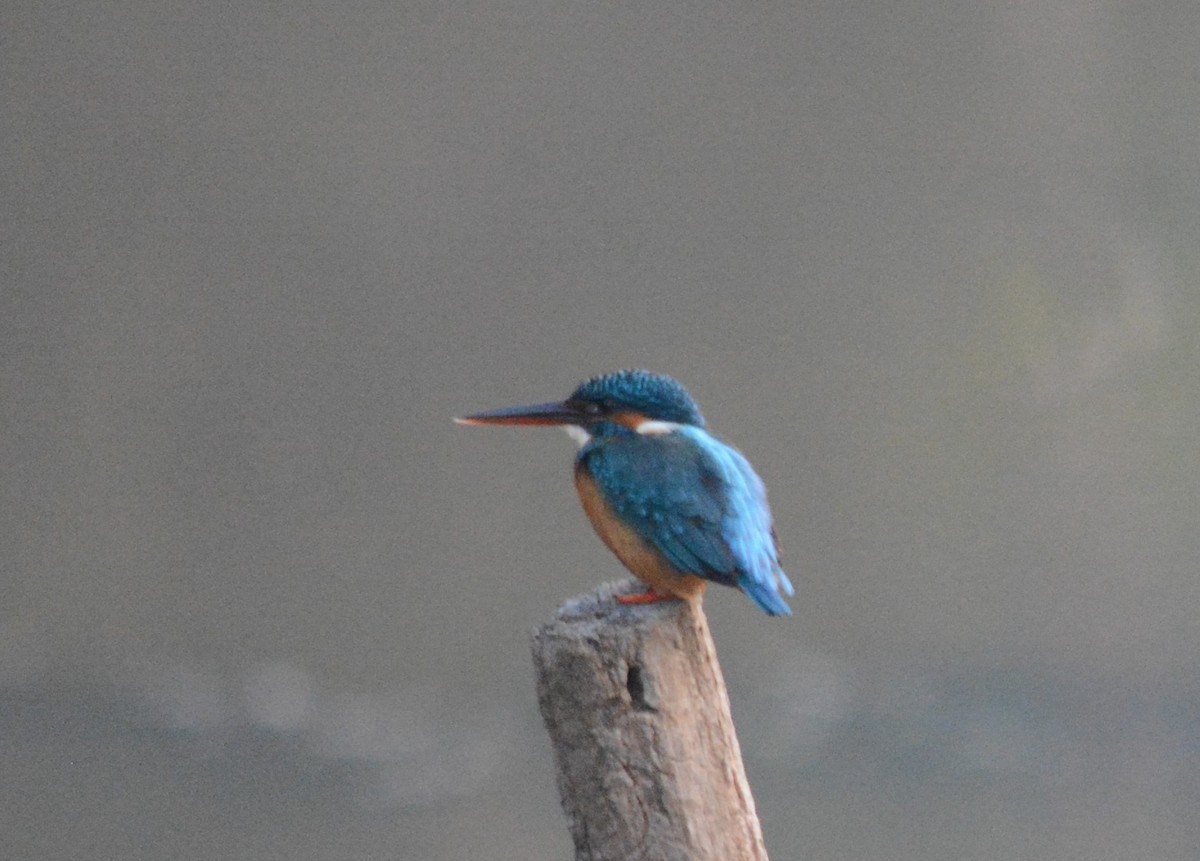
[626, 664, 655, 712]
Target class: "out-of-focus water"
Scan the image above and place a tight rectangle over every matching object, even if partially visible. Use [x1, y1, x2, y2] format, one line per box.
[5, 2, 1200, 858]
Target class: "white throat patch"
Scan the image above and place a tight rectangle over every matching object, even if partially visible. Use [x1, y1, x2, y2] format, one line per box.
[563, 425, 591, 447]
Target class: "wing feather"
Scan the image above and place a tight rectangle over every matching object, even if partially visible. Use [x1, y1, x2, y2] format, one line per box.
[579, 428, 793, 617]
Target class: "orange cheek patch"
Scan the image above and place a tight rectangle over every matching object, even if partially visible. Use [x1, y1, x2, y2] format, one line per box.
[610, 411, 649, 430]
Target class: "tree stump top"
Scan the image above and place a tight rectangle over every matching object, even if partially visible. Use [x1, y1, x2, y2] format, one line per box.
[531, 578, 769, 861]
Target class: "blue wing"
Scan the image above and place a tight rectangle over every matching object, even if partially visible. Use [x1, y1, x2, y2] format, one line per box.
[578, 427, 794, 615]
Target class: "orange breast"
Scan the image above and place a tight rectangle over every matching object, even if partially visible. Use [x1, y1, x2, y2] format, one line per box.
[573, 467, 707, 601]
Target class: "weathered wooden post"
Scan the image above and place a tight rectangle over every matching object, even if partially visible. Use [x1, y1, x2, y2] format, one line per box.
[531, 579, 770, 861]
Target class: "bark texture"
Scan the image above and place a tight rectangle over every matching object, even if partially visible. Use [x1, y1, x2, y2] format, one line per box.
[531, 579, 769, 861]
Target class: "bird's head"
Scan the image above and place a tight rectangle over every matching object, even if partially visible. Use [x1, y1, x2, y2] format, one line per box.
[455, 369, 705, 440]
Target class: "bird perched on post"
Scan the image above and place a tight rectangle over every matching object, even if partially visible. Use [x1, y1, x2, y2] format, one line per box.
[455, 369, 794, 616]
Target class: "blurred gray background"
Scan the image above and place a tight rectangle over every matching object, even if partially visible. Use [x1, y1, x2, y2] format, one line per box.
[4, 2, 1200, 859]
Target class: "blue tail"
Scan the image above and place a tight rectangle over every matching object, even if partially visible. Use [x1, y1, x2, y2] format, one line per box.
[738, 573, 793, 616]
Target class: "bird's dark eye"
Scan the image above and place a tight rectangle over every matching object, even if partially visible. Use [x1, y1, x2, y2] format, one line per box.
[568, 400, 600, 417]
[566, 398, 602, 416]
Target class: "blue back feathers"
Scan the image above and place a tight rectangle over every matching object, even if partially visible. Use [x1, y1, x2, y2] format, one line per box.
[577, 414, 795, 616]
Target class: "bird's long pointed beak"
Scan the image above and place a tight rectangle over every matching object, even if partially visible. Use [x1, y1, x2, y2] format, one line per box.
[454, 400, 581, 427]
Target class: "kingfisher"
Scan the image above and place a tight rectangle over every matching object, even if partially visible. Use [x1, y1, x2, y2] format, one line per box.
[455, 369, 794, 616]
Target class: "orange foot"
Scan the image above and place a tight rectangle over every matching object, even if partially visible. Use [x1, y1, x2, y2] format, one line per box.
[616, 589, 681, 606]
